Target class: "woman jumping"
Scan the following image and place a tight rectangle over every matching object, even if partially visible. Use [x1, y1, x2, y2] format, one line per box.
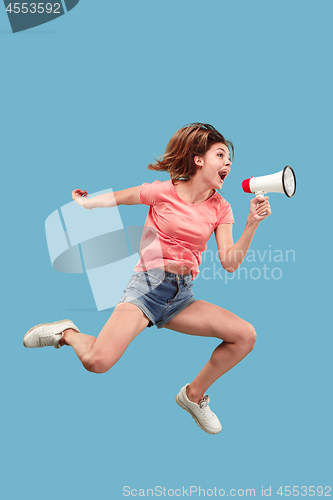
[23, 123, 271, 435]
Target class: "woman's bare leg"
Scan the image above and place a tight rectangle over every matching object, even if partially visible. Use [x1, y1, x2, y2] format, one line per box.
[163, 300, 256, 403]
[60, 303, 150, 373]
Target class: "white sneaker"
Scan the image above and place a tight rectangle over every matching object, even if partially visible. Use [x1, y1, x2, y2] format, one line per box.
[176, 384, 222, 434]
[23, 319, 80, 349]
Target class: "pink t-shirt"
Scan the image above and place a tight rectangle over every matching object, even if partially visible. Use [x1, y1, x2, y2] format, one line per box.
[134, 179, 234, 280]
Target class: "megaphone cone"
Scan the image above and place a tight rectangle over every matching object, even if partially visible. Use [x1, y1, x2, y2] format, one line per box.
[242, 166, 296, 197]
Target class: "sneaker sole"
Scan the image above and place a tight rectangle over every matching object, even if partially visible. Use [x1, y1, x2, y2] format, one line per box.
[23, 319, 77, 345]
[175, 395, 221, 435]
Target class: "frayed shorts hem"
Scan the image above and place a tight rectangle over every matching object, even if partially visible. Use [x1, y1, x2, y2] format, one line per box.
[118, 296, 197, 329]
[155, 297, 197, 329]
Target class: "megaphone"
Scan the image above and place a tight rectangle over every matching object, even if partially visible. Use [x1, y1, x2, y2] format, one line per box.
[242, 166, 296, 198]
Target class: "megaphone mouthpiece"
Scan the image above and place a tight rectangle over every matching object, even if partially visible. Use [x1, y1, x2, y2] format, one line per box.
[241, 177, 253, 193]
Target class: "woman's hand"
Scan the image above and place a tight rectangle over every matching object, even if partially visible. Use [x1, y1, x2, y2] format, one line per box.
[248, 196, 271, 222]
[72, 189, 89, 207]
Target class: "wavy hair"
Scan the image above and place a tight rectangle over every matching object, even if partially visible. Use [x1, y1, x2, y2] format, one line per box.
[147, 123, 234, 183]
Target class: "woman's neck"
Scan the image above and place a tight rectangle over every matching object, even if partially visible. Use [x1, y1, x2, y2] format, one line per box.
[173, 179, 214, 205]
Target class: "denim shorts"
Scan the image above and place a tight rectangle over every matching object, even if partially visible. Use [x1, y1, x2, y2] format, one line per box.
[117, 267, 196, 329]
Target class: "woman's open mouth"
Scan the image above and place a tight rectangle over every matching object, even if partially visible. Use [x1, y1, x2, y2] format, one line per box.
[218, 170, 228, 182]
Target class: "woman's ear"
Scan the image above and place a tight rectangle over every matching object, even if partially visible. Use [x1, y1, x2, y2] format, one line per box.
[194, 155, 203, 167]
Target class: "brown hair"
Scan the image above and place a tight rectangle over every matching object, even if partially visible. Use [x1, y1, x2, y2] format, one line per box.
[147, 123, 234, 183]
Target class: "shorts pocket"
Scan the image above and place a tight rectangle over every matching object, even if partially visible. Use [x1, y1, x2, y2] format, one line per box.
[123, 275, 136, 292]
[134, 270, 163, 287]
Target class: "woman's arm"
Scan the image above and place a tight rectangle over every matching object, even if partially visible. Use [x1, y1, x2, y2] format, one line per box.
[72, 185, 143, 210]
[215, 196, 271, 272]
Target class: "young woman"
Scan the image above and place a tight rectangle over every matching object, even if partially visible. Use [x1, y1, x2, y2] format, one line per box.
[24, 123, 271, 435]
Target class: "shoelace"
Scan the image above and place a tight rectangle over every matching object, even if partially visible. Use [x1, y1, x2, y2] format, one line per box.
[198, 395, 215, 422]
[40, 331, 62, 347]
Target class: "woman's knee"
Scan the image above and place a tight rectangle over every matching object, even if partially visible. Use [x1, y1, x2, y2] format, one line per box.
[241, 322, 257, 351]
[230, 321, 256, 351]
[81, 351, 115, 374]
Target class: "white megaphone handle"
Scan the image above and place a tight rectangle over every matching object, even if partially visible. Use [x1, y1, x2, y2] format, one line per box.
[255, 191, 267, 216]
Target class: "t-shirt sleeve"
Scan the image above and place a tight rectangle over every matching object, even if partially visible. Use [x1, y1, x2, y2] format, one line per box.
[216, 199, 234, 227]
[139, 180, 162, 206]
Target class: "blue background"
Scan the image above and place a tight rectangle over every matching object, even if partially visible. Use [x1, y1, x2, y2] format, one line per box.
[1, 1, 332, 498]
